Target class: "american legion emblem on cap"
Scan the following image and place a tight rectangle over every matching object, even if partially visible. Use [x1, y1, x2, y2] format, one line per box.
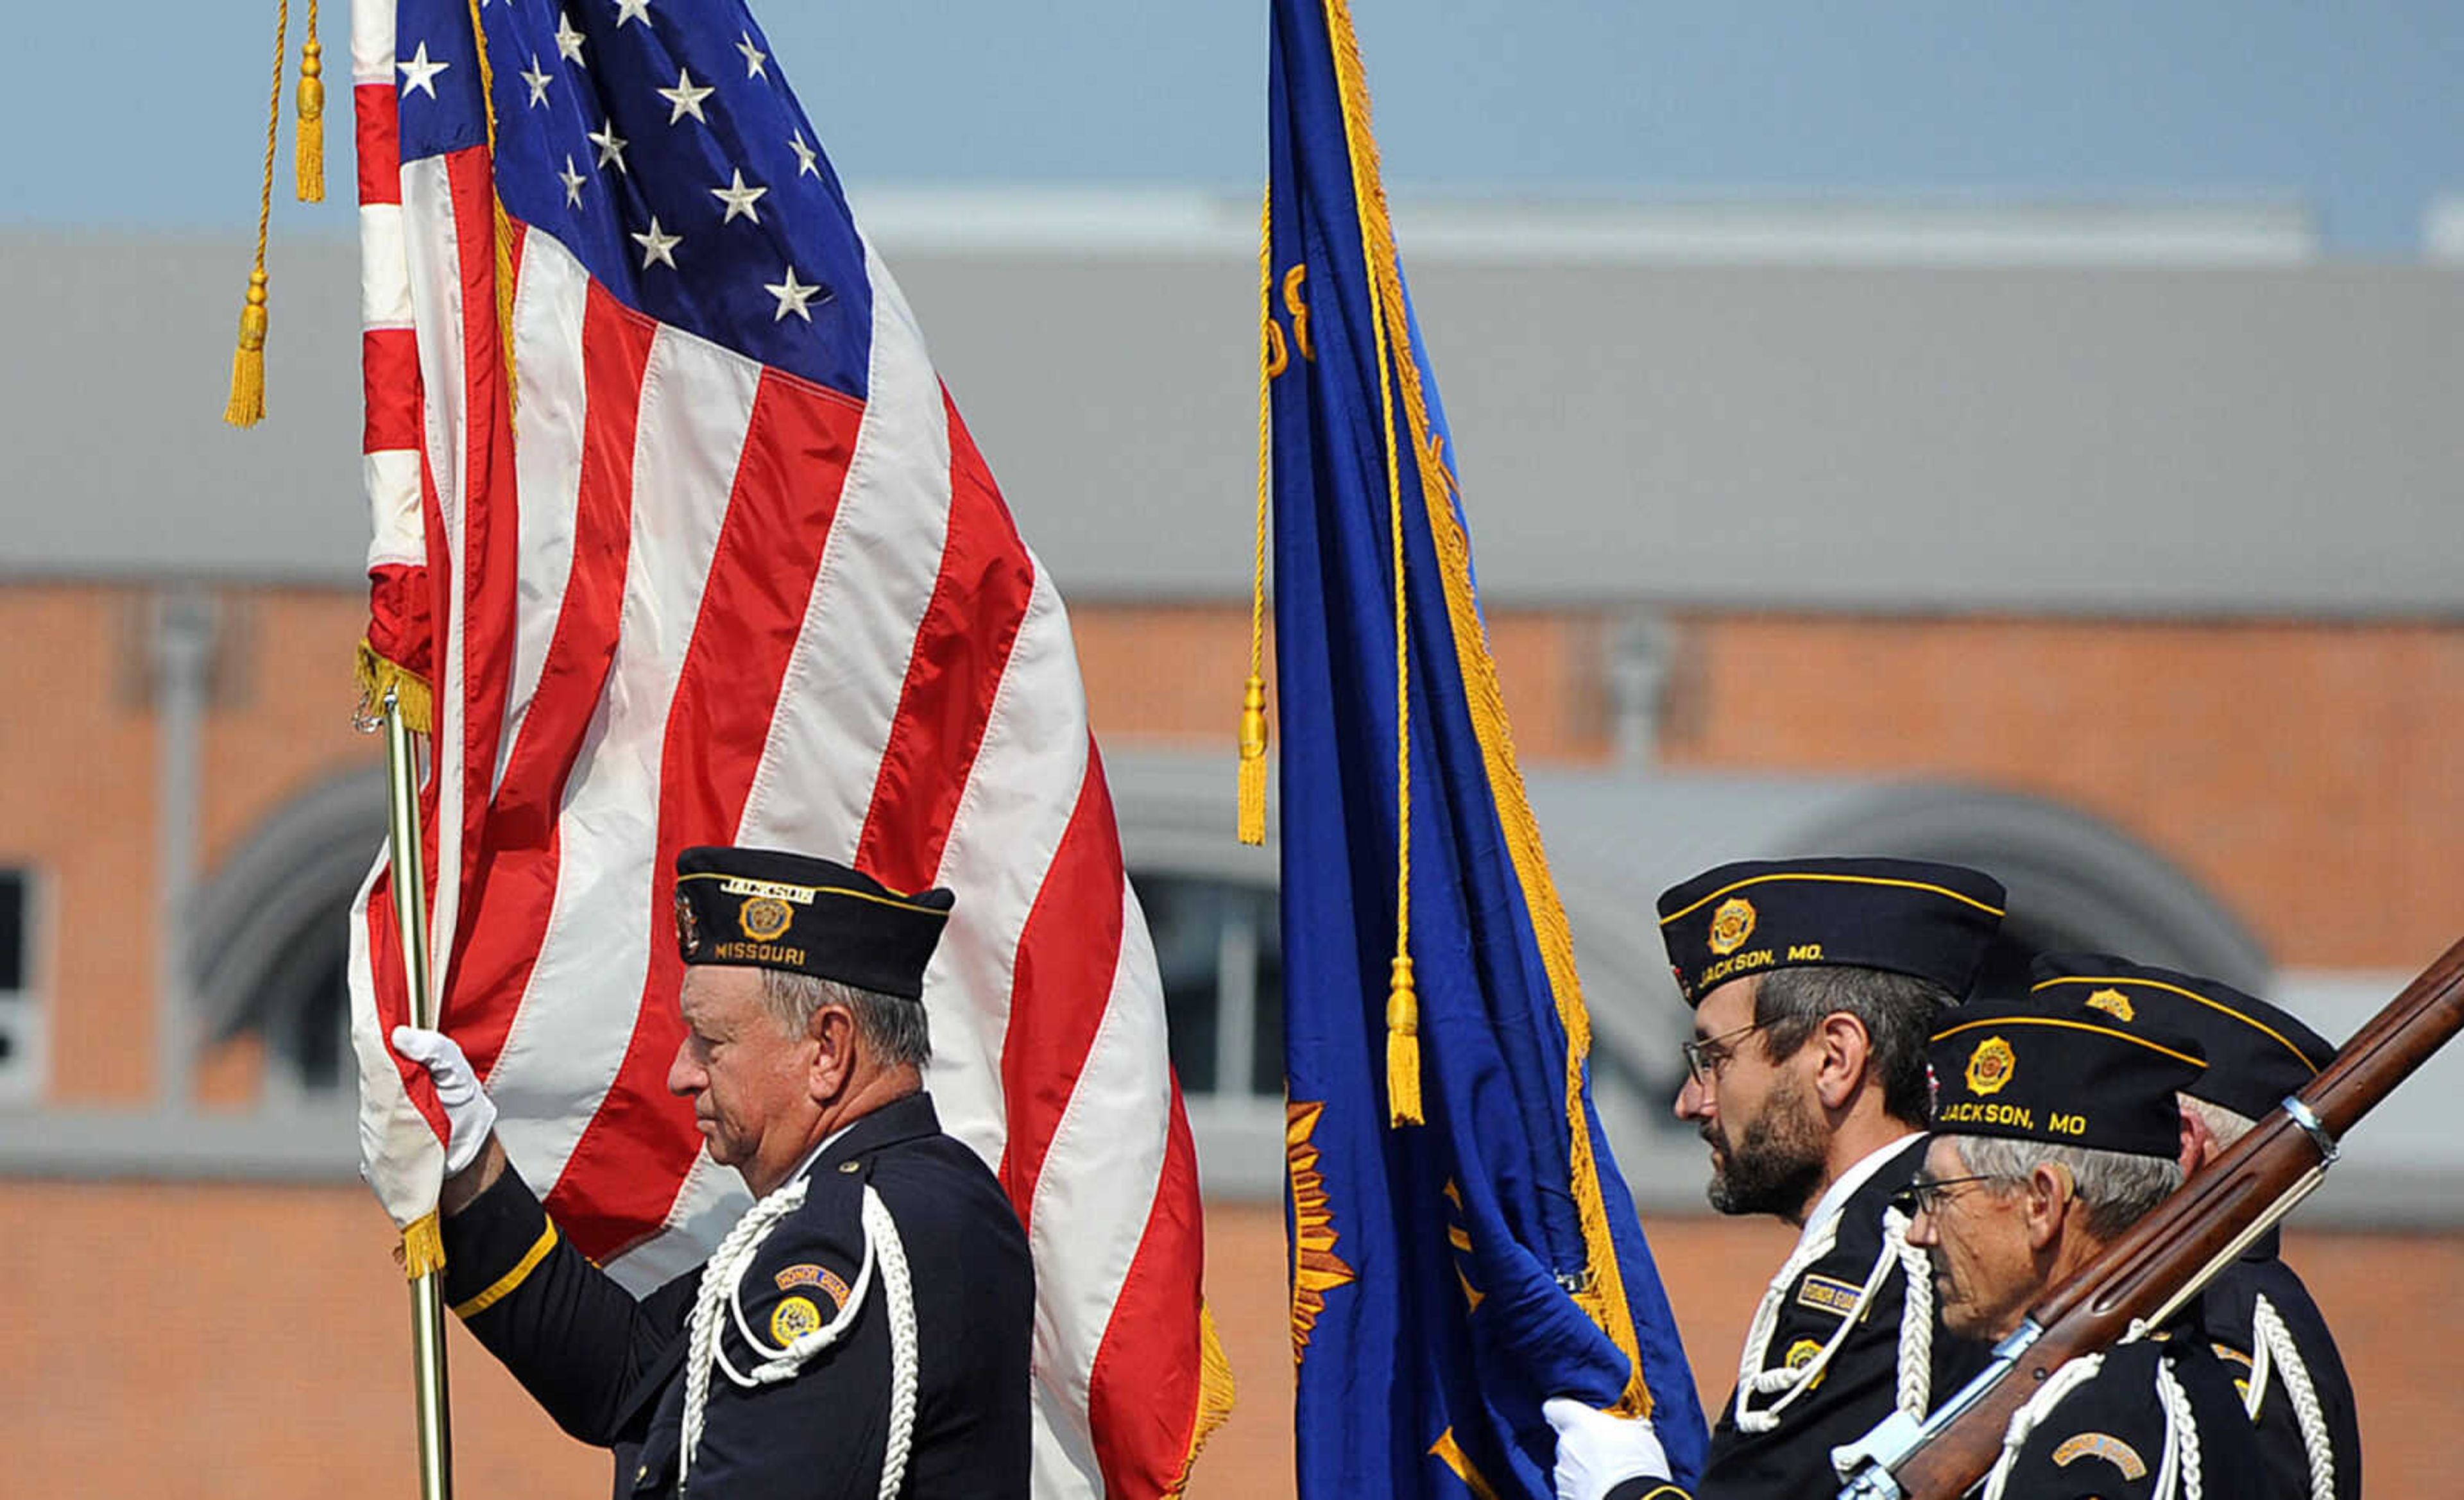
[1654, 857, 2007, 1007]
[1928, 992, 2207, 1159]
[2029, 953, 2334, 1122]
[672, 846, 955, 1001]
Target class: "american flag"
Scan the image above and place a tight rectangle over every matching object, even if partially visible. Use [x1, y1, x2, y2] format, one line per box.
[341, 0, 1228, 1492]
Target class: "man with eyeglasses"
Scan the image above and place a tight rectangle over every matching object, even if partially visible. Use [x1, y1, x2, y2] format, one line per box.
[1643, 857, 2008, 1499]
[2028, 955, 2357, 1500]
[1904, 991, 2266, 1497]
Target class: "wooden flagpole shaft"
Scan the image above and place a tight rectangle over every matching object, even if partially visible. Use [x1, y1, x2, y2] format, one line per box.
[382, 688, 455, 1500]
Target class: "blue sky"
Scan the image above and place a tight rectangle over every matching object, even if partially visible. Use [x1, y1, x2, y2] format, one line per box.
[17, 1, 2463, 253]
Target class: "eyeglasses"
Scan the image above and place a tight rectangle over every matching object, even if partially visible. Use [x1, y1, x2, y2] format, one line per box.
[1680, 1018, 1772, 1086]
[1887, 1173, 2012, 1219]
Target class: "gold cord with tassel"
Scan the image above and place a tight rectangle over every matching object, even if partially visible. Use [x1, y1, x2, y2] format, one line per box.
[1320, 0, 1657, 1412]
[227, 0, 291, 427]
[1317, 3, 1422, 1127]
[463, 0, 520, 418]
[1238, 190, 1277, 846]
[295, 2, 325, 203]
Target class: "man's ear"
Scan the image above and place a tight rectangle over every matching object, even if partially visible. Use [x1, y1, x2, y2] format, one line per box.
[2021, 1163, 2071, 1252]
[2177, 1100, 2212, 1177]
[807, 1003, 857, 1104]
[1810, 1012, 1873, 1112]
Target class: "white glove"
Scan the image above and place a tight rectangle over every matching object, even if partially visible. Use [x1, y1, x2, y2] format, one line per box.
[1543, 1397, 1673, 1500]
[391, 1025, 499, 1176]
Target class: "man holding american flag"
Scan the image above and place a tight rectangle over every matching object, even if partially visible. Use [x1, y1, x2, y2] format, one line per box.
[389, 846, 1032, 1497]
[344, 0, 1226, 1494]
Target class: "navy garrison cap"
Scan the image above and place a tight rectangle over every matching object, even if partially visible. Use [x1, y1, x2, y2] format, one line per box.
[2030, 953, 2332, 1121]
[1929, 993, 2206, 1159]
[1654, 857, 2006, 1007]
[673, 846, 954, 1000]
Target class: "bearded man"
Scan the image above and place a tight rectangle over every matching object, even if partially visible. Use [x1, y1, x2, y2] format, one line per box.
[1656, 857, 2006, 1499]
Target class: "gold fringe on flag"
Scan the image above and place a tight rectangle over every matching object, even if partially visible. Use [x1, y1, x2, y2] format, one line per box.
[295, 5, 326, 204]
[1163, 1303, 1239, 1497]
[357, 638, 435, 735]
[227, 0, 292, 427]
[401, 1211, 447, 1280]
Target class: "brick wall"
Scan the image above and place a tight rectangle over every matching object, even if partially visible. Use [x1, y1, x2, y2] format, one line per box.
[0, 1183, 2449, 1497]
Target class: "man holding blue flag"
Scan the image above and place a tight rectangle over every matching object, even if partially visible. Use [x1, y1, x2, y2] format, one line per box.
[1656, 858, 2006, 1499]
[1255, 1, 1707, 1495]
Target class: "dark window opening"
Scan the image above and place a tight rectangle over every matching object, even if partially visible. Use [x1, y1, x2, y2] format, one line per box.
[0, 870, 25, 993]
[1130, 871, 1283, 1100]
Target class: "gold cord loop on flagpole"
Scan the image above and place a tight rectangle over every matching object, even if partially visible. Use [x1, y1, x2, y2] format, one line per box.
[227, 0, 291, 427]
[296, 1, 327, 203]
[1238, 189, 1276, 847]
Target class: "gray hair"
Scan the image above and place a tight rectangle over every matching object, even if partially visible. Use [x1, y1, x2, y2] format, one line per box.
[1955, 1134, 2184, 1241]
[758, 968, 932, 1070]
[1755, 964, 1953, 1129]
[2180, 1095, 2256, 1152]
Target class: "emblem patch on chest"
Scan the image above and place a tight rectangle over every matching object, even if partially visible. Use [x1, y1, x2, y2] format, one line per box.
[769, 1293, 823, 1345]
[1779, 1337, 1828, 1390]
[2051, 1431, 2148, 1479]
[1795, 1273, 1864, 1318]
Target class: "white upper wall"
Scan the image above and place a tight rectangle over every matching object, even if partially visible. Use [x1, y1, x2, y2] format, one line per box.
[4, 200, 2458, 615]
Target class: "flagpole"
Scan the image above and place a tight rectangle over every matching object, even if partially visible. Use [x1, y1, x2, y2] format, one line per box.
[382, 686, 456, 1500]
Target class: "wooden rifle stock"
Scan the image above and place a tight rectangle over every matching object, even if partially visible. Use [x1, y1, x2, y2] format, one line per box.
[1837, 933, 2464, 1500]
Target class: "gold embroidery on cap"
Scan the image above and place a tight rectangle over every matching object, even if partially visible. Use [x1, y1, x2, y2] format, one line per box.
[1965, 1036, 2017, 1097]
[1708, 896, 1757, 957]
[739, 896, 794, 942]
[2084, 987, 2136, 1023]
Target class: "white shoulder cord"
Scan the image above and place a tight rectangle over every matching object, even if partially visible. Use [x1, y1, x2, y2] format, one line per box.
[1734, 1209, 1931, 1433]
[1884, 1207, 1935, 1422]
[1980, 1354, 2105, 1500]
[2248, 1294, 2336, 1500]
[2153, 1355, 2205, 1500]
[1731, 1214, 1841, 1432]
[677, 1175, 920, 1500]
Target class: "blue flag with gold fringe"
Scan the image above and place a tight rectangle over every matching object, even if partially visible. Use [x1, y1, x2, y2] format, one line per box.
[1256, 1, 1709, 1494]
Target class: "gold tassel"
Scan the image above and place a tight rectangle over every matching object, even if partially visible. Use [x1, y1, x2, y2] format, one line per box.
[1385, 954, 1422, 1126]
[1236, 676, 1269, 845]
[295, 31, 326, 203]
[401, 1211, 447, 1280]
[225, 269, 270, 427]
[228, 0, 289, 427]
[356, 638, 435, 734]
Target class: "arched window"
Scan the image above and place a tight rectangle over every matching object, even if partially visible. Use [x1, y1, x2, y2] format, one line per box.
[189, 769, 385, 1103]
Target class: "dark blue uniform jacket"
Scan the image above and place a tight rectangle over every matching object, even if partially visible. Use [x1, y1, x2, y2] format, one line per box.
[440, 1093, 1033, 1499]
[2198, 1230, 2360, 1500]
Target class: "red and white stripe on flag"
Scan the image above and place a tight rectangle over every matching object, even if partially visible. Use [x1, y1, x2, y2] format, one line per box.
[341, 3, 1229, 1492]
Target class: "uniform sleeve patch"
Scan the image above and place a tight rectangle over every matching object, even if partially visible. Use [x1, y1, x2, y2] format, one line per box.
[1795, 1273, 1865, 1318]
[774, 1262, 854, 1314]
[769, 1293, 825, 1345]
[2051, 1432, 2148, 1479]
